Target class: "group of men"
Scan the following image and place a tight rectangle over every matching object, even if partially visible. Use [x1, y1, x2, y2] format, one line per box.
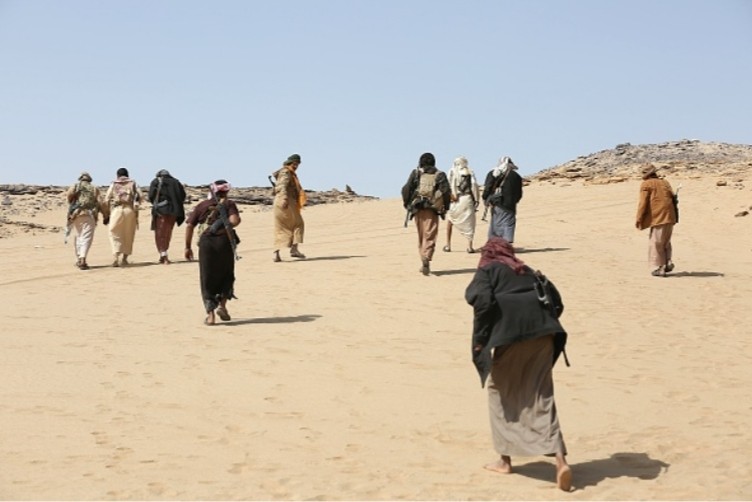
[65, 154, 310, 272]
[401, 152, 524, 276]
[65, 168, 186, 269]
[400, 153, 678, 277]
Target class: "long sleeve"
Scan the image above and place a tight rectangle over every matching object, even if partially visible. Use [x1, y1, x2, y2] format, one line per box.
[635, 182, 650, 230]
[274, 168, 291, 206]
[401, 170, 418, 208]
[482, 171, 495, 203]
[436, 171, 451, 211]
[465, 268, 498, 387]
[471, 172, 480, 203]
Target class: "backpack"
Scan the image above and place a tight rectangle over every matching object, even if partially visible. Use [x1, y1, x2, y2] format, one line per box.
[76, 182, 98, 210]
[111, 180, 136, 206]
[412, 171, 445, 213]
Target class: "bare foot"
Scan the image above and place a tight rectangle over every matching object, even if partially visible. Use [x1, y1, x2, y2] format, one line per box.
[204, 312, 216, 326]
[484, 456, 512, 474]
[556, 464, 572, 492]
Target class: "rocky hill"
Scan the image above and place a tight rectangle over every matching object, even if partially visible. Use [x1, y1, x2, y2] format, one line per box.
[529, 139, 752, 185]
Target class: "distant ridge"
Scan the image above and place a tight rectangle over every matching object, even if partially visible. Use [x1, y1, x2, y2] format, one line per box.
[530, 139, 752, 184]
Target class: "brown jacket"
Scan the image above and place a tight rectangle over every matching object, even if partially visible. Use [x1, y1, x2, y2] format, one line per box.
[636, 177, 677, 230]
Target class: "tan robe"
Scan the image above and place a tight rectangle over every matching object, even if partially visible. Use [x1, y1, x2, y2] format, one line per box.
[273, 167, 305, 248]
[105, 179, 139, 256]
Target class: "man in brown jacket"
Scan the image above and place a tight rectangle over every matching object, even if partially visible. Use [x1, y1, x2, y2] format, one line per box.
[635, 163, 678, 276]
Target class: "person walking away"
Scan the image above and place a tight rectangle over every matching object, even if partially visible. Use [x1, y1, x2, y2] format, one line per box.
[105, 167, 141, 267]
[444, 156, 480, 253]
[65, 171, 107, 270]
[482, 156, 523, 244]
[635, 163, 678, 277]
[148, 169, 187, 264]
[401, 152, 451, 275]
[465, 236, 571, 492]
[272, 154, 306, 262]
[184, 180, 241, 325]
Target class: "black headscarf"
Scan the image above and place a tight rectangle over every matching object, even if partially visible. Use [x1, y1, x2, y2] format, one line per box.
[418, 152, 435, 168]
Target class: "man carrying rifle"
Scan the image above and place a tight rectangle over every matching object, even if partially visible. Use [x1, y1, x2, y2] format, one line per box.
[65, 171, 107, 270]
[148, 169, 187, 264]
[401, 152, 451, 276]
[184, 180, 242, 326]
[482, 156, 523, 245]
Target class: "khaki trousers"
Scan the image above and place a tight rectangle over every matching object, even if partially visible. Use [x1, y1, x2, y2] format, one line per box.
[414, 209, 439, 261]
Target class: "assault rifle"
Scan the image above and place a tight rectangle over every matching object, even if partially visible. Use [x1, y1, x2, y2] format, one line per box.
[403, 168, 419, 228]
[150, 175, 164, 231]
[208, 190, 241, 261]
[481, 164, 513, 222]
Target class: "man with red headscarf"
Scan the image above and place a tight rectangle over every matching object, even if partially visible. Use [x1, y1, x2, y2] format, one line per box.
[184, 180, 242, 325]
[465, 237, 572, 492]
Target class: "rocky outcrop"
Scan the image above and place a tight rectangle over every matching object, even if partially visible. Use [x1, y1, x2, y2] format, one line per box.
[529, 139, 752, 185]
[0, 184, 378, 238]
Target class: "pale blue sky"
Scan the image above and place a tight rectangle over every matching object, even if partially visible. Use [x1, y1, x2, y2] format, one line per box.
[1, 0, 750, 197]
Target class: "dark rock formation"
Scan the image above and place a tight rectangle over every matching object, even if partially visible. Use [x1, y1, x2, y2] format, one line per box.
[528, 139, 752, 184]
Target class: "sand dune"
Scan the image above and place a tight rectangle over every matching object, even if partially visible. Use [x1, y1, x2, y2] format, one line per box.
[1, 178, 751, 500]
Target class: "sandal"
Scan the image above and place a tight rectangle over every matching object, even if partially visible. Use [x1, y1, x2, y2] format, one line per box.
[442, 245, 451, 252]
[467, 248, 477, 254]
[216, 307, 231, 321]
[204, 316, 215, 326]
[290, 251, 306, 259]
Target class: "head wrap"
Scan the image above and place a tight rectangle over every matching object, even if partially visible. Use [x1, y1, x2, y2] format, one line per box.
[477, 237, 526, 274]
[492, 156, 517, 177]
[284, 153, 302, 166]
[419, 152, 436, 168]
[641, 163, 657, 179]
[78, 171, 92, 182]
[156, 169, 171, 177]
[453, 156, 468, 170]
[116, 167, 129, 178]
[210, 179, 231, 197]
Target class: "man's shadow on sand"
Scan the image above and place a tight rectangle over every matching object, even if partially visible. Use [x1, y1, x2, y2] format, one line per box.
[433, 247, 570, 276]
[666, 271, 724, 278]
[513, 452, 669, 491]
[285, 255, 365, 263]
[514, 247, 570, 254]
[223, 314, 322, 326]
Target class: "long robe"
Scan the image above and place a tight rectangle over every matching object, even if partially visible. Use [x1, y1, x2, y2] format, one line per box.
[446, 167, 479, 240]
[106, 177, 140, 256]
[186, 198, 240, 312]
[273, 167, 305, 248]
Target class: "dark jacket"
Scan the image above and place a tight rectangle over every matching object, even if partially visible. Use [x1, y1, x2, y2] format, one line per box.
[482, 169, 523, 212]
[465, 263, 567, 387]
[148, 174, 187, 225]
[401, 165, 452, 216]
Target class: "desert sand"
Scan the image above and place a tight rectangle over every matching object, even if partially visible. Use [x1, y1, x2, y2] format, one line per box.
[1, 177, 751, 500]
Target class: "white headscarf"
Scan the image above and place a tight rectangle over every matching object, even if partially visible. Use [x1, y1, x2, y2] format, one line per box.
[453, 156, 471, 175]
[492, 156, 517, 177]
